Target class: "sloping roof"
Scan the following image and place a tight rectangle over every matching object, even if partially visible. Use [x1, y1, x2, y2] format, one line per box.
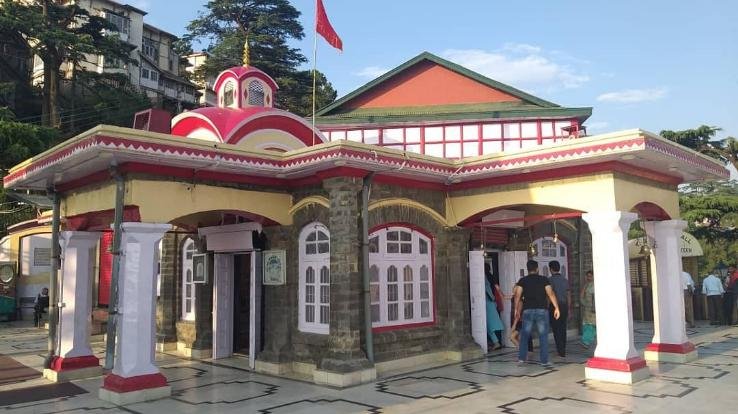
[317, 52, 562, 117]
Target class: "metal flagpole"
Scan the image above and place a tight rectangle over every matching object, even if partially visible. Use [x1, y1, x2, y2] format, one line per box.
[311, 0, 318, 146]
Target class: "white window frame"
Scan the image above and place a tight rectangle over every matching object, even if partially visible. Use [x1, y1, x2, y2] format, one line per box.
[181, 238, 197, 321]
[298, 223, 330, 334]
[369, 226, 433, 329]
[533, 236, 568, 278]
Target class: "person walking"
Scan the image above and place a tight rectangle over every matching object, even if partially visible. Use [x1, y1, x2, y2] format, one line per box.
[580, 270, 596, 348]
[514, 259, 561, 367]
[485, 271, 504, 351]
[702, 271, 724, 325]
[547, 260, 569, 358]
[682, 270, 695, 328]
[33, 287, 49, 328]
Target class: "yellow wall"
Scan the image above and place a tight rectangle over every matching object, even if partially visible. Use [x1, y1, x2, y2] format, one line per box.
[0, 226, 52, 291]
[234, 130, 306, 152]
[613, 175, 679, 219]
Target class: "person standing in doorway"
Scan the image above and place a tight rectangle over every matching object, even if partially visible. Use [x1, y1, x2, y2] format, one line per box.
[547, 260, 569, 358]
[682, 270, 696, 328]
[484, 263, 504, 350]
[514, 260, 561, 367]
[702, 271, 724, 325]
[33, 287, 49, 328]
[580, 270, 596, 348]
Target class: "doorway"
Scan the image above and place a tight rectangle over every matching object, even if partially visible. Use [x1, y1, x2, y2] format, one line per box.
[233, 254, 251, 354]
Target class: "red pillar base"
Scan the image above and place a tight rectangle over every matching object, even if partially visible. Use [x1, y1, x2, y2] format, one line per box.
[644, 342, 698, 363]
[584, 356, 651, 384]
[99, 373, 171, 405]
[42, 355, 103, 382]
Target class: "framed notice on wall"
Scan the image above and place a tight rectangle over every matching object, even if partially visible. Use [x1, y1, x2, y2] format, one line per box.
[192, 253, 209, 284]
[263, 250, 286, 285]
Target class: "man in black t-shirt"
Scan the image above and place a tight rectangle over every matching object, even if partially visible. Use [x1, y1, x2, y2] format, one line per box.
[514, 260, 561, 366]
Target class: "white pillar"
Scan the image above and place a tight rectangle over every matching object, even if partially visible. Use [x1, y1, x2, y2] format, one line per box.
[582, 211, 650, 384]
[643, 220, 697, 362]
[44, 231, 103, 382]
[100, 223, 171, 405]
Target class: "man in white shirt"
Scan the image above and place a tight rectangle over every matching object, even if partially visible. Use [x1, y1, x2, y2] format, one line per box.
[702, 272, 725, 325]
[682, 271, 695, 328]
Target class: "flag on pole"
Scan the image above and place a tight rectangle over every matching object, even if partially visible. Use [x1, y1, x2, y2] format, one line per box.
[316, 0, 342, 51]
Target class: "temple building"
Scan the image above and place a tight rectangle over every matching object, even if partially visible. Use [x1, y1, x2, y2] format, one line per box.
[1, 51, 727, 404]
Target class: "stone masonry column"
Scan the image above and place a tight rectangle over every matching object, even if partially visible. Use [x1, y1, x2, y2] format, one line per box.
[43, 231, 103, 382]
[156, 232, 178, 351]
[314, 177, 375, 387]
[643, 220, 697, 363]
[100, 223, 172, 405]
[443, 227, 484, 361]
[582, 211, 650, 384]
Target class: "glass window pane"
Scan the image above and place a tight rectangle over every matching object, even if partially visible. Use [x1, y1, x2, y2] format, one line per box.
[555, 121, 572, 137]
[425, 127, 443, 142]
[387, 243, 399, 254]
[347, 130, 362, 142]
[370, 284, 380, 302]
[404, 283, 413, 300]
[369, 236, 379, 253]
[307, 232, 317, 241]
[371, 304, 380, 322]
[331, 130, 346, 141]
[421, 301, 430, 318]
[425, 143, 444, 157]
[320, 286, 329, 304]
[482, 140, 503, 154]
[383, 128, 404, 145]
[186, 252, 193, 260]
[387, 231, 399, 241]
[483, 123, 502, 139]
[406, 144, 421, 154]
[320, 305, 329, 324]
[306, 285, 314, 303]
[387, 284, 398, 301]
[387, 266, 398, 282]
[420, 283, 429, 299]
[317, 231, 328, 241]
[420, 265, 429, 281]
[186, 284, 191, 297]
[541, 122, 554, 137]
[186, 269, 192, 282]
[400, 243, 412, 254]
[445, 126, 461, 141]
[306, 244, 317, 255]
[403, 266, 413, 281]
[400, 231, 411, 241]
[521, 122, 538, 138]
[306, 267, 315, 283]
[186, 301, 191, 313]
[320, 266, 330, 283]
[503, 123, 520, 139]
[463, 124, 479, 141]
[388, 304, 398, 321]
[404, 302, 414, 319]
[463, 141, 479, 157]
[406, 128, 421, 143]
[419, 239, 428, 254]
[370, 265, 379, 282]
[445, 142, 462, 158]
[560, 245, 565, 256]
[306, 305, 314, 322]
[318, 242, 329, 254]
[364, 129, 380, 144]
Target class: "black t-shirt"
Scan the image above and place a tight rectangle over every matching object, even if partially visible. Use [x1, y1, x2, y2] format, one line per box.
[516, 274, 551, 310]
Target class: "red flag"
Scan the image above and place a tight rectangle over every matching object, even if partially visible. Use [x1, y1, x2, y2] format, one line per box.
[316, 0, 342, 51]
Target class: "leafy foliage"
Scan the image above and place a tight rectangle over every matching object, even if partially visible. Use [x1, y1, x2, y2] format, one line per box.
[182, 0, 337, 116]
[0, 107, 59, 172]
[661, 125, 738, 171]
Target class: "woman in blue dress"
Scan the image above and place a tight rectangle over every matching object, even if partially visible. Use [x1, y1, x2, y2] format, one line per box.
[485, 264, 504, 350]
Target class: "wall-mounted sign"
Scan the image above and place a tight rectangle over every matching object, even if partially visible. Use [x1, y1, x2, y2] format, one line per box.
[263, 250, 286, 285]
[192, 253, 209, 284]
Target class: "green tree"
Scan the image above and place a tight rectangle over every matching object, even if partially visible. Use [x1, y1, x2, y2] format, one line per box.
[182, 0, 337, 116]
[0, 0, 136, 127]
[661, 125, 738, 171]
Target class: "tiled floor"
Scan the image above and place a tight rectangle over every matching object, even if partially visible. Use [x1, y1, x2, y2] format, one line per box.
[1, 322, 738, 413]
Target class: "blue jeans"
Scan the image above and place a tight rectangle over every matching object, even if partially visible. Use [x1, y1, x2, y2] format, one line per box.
[518, 308, 550, 364]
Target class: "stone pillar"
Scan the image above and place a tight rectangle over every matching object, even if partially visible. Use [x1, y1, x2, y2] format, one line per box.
[256, 225, 294, 374]
[443, 227, 483, 361]
[156, 232, 178, 351]
[100, 223, 172, 405]
[643, 220, 697, 363]
[43, 231, 103, 382]
[582, 211, 649, 384]
[314, 177, 375, 387]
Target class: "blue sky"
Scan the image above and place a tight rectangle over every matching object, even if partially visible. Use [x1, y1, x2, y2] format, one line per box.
[135, 0, 738, 138]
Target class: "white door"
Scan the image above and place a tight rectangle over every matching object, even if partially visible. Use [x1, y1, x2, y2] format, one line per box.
[212, 253, 234, 359]
[469, 251, 487, 353]
[249, 251, 262, 369]
[498, 251, 528, 347]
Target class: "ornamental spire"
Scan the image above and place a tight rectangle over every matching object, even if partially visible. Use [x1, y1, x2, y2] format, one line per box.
[242, 36, 250, 67]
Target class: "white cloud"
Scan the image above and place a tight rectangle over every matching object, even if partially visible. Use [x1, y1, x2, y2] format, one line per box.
[441, 44, 590, 92]
[596, 88, 668, 103]
[355, 66, 390, 79]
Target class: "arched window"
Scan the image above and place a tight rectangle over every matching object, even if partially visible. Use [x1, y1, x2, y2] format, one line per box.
[181, 238, 196, 321]
[369, 226, 433, 329]
[223, 81, 235, 107]
[247, 80, 265, 106]
[299, 223, 330, 334]
[533, 236, 568, 277]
